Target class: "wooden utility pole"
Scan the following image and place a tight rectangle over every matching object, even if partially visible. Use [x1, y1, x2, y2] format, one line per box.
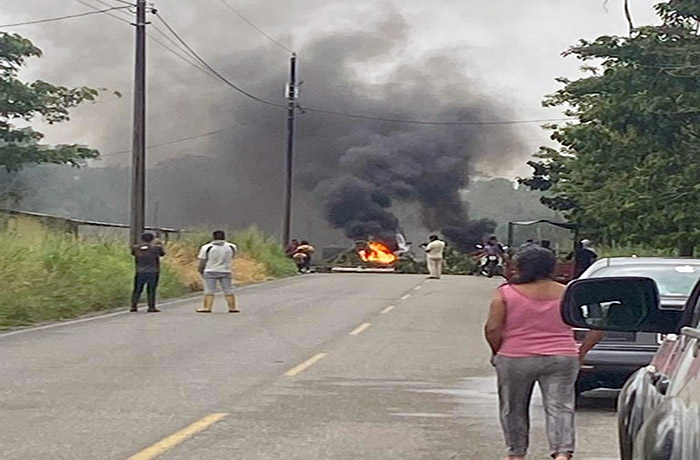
[130, 0, 147, 246]
[282, 53, 297, 246]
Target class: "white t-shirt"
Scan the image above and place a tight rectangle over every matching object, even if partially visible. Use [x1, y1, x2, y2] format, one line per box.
[198, 241, 237, 273]
[425, 240, 446, 259]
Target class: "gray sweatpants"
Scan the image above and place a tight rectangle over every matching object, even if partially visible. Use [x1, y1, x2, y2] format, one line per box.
[494, 355, 579, 458]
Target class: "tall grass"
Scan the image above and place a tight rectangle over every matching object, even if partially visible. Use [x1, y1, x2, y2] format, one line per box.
[0, 224, 295, 329]
[0, 232, 185, 329]
[231, 227, 297, 278]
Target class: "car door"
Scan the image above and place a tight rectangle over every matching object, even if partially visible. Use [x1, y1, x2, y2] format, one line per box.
[633, 328, 700, 459]
[618, 334, 683, 460]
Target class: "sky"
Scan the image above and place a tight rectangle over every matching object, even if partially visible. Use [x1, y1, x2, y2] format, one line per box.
[0, 0, 665, 242]
[2, 0, 660, 178]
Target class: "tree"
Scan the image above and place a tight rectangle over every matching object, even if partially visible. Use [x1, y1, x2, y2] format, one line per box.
[0, 32, 100, 173]
[521, 1, 700, 255]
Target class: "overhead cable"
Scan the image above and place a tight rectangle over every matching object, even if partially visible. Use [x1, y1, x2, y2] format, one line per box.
[72, 0, 220, 80]
[0, 6, 131, 28]
[154, 12, 287, 109]
[219, 0, 295, 54]
[299, 106, 575, 126]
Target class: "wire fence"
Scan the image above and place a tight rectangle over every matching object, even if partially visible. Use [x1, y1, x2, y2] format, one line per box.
[0, 208, 183, 242]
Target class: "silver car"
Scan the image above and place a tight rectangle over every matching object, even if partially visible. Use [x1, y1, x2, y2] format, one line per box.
[576, 258, 700, 395]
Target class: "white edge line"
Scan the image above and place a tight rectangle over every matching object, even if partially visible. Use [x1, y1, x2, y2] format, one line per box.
[0, 276, 299, 339]
[414, 286, 422, 291]
[400, 294, 411, 301]
[381, 305, 396, 314]
[349, 322, 372, 336]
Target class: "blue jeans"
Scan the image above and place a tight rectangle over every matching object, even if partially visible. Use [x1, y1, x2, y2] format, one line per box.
[132, 272, 159, 309]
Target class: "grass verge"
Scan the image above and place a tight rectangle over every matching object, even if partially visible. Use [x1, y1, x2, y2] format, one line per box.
[0, 224, 295, 329]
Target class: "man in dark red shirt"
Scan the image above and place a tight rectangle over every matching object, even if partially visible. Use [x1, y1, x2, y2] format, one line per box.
[131, 233, 166, 312]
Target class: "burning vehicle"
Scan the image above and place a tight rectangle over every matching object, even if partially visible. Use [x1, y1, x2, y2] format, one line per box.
[322, 233, 415, 273]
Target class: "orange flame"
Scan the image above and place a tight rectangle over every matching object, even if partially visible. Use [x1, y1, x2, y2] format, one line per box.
[358, 242, 398, 265]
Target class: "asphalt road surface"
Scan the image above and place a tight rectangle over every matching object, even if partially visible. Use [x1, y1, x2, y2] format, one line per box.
[0, 274, 620, 459]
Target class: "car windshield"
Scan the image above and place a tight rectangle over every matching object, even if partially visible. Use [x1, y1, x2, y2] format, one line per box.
[592, 264, 700, 297]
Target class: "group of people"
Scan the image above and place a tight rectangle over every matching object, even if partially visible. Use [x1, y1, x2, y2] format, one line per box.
[130, 230, 240, 314]
[132, 228, 602, 458]
[485, 244, 604, 459]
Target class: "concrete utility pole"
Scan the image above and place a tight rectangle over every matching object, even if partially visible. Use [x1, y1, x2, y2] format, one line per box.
[282, 53, 298, 246]
[130, 0, 148, 246]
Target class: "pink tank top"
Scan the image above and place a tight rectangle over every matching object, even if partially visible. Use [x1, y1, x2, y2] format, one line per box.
[497, 284, 579, 358]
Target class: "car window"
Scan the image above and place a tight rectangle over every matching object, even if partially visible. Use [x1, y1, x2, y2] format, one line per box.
[592, 264, 700, 297]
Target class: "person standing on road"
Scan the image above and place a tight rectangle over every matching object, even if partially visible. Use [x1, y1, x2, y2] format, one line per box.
[130, 233, 166, 313]
[197, 230, 239, 313]
[484, 246, 603, 460]
[421, 235, 446, 279]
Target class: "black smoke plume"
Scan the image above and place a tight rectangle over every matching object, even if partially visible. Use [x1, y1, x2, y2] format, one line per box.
[8, 4, 522, 250]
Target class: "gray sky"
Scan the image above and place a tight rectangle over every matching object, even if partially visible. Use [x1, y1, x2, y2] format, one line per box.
[3, 0, 660, 178]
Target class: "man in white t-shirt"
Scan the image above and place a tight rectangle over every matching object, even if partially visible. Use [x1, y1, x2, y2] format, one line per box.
[196, 230, 239, 313]
[422, 234, 446, 279]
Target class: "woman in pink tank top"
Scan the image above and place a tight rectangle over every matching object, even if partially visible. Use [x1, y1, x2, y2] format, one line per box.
[484, 246, 603, 460]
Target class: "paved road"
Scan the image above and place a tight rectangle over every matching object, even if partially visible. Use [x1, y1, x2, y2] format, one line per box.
[0, 274, 619, 459]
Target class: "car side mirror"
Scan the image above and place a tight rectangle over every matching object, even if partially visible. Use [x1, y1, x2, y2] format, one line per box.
[562, 277, 685, 334]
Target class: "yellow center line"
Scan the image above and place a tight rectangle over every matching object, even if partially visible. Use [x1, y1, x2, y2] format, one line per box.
[284, 353, 328, 377]
[381, 305, 396, 314]
[349, 322, 372, 336]
[126, 413, 229, 460]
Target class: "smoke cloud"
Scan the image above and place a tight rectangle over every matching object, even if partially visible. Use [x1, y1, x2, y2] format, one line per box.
[5, 2, 522, 250]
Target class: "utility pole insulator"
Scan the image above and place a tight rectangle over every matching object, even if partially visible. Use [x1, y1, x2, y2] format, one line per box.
[130, 0, 148, 246]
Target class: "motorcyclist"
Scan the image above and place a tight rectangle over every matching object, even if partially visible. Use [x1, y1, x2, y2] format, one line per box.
[485, 236, 505, 257]
[481, 236, 505, 277]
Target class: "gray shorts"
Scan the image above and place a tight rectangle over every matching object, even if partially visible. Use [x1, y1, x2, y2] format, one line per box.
[203, 272, 233, 295]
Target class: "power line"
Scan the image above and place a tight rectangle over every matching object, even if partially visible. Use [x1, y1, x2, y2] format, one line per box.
[154, 12, 287, 109]
[101, 125, 238, 157]
[0, 5, 131, 28]
[219, 0, 295, 54]
[109, 0, 136, 6]
[153, 12, 576, 126]
[299, 106, 574, 126]
[72, 0, 221, 80]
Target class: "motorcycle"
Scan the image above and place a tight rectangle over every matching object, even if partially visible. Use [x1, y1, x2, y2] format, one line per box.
[474, 244, 506, 278]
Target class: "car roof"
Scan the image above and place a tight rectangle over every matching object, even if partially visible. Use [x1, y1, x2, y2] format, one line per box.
[591, 257, 700, 268]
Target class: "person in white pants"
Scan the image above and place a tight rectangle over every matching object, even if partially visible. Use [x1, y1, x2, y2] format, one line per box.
[423, 235, 446, 279]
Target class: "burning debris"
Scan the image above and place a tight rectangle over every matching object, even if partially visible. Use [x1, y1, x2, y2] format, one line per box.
[357, 241, 398, 265]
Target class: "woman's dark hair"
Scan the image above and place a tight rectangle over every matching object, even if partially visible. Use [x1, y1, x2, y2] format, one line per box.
[511, 246, 556, 284]
[141, 232, 154, 242]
